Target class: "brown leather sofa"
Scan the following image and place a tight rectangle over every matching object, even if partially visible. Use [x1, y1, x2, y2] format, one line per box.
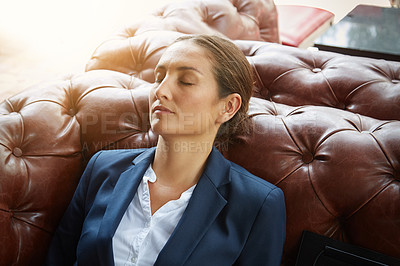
[1, 0, 399, 265]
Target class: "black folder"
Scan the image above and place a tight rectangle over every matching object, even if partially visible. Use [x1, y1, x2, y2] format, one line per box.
[295, 231, 400, 266]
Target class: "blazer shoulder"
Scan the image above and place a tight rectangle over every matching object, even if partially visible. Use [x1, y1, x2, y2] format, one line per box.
[228, 160, 283, 201]
[230, 161, 277, 188]
[79, 148, 153, 204]
[85, 148, 154, 184]
[94, 148, 148, 160]
[91, 148, 150, 167]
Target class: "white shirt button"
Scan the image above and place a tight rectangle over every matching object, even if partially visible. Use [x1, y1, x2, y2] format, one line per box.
[131, 256, 137, 264]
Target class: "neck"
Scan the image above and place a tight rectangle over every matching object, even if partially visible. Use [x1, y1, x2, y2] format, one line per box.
[152, 135, 215, 190]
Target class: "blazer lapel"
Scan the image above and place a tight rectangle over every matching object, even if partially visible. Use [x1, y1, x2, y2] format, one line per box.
[155, 147, 232, 266]
[96, 148, 156, 266]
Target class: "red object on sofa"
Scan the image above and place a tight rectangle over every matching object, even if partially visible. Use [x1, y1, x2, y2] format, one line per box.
[277, 5, 335, 47]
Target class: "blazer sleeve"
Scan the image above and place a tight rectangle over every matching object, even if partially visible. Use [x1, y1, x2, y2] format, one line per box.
[234, 187, 286, 266]
[45, 151, 102, 266]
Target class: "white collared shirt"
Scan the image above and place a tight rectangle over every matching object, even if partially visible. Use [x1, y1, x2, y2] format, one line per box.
[112, 165, 196, 266]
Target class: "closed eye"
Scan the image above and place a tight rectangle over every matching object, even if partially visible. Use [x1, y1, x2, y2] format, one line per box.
[180, 81, 194, 86]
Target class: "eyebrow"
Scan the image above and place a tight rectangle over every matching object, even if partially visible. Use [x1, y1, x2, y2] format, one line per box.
[155, 65, 203, 75]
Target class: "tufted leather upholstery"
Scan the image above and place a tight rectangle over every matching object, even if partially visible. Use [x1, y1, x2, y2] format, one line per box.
[236, 41, 400, 121]
[0, 71, 157, 265]
[1, 0, 400, 265]
[86, 0, 279, 78]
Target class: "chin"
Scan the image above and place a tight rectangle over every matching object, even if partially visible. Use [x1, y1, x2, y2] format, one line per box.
[150, 121, 177, 136]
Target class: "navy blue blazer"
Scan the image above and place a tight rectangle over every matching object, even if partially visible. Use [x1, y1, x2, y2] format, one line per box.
[46, 147, 286, 266]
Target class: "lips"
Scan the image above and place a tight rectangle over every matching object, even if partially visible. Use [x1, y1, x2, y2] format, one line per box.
[152, 104, 174, 114]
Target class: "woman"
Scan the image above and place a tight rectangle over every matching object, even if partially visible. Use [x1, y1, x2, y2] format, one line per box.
[46, 35, 286, 266]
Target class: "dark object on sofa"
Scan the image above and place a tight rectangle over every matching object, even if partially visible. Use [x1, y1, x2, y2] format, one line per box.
[295, 231, 400, 266]
[1, 0, 399, 265]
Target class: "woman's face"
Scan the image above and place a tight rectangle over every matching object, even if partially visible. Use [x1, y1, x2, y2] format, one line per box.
[149, 40, 224, 140]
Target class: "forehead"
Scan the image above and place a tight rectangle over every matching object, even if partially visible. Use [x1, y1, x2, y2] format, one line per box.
[157, 40, 213, 69]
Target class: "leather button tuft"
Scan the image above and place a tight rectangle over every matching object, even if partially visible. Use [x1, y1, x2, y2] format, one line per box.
[312, 68, 322, 73]
[302, 153, 314, 164]
[68, 108, 76, 116]
[392, 79, 399, 84]
[13, 147, 23, 157]
[337, 102, 346, 110]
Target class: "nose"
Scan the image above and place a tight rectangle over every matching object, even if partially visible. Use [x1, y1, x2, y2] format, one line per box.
[154, 76, 172, 100]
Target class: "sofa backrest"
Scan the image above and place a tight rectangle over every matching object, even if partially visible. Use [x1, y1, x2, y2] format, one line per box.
[86, 14, 400, 121]
[86, 0, 280, 79]
[235, 40, 400, 121]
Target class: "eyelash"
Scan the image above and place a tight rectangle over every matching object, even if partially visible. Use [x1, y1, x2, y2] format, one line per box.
[179, 81, 194, 86]
[154, 78, 193, 86]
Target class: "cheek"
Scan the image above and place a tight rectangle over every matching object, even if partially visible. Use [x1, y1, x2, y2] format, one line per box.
[183, 97, 204, 110]
[180, 96, 222, 129]
[179, 86, 220, 112]
[178, 97, 218, 121]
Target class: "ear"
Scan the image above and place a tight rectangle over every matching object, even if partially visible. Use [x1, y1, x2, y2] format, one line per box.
[216, 93, 242, 124]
